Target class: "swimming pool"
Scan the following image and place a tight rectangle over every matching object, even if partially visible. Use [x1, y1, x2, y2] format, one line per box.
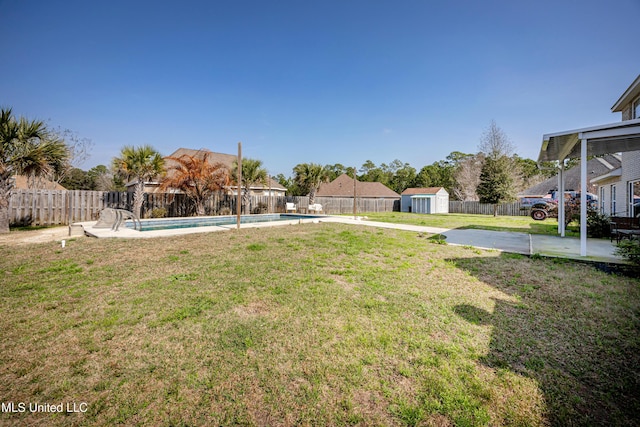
[126, 214, 320, 232]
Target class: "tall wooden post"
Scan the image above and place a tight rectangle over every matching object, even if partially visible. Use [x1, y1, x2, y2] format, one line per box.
[353, 167, 357, 219]
[236, 142, 242, 230]
[268, 174, 272, 214]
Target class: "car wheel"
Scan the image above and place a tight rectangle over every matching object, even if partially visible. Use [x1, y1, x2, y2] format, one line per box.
[531, 209, 547, 220]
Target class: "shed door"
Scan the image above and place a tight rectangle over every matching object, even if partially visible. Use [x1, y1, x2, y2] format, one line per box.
[414, 197, 431, 214]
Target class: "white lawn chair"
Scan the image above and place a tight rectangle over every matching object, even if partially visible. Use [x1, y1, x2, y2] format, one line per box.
[308, 203, 323, 214]
[285, 202, 297, 213]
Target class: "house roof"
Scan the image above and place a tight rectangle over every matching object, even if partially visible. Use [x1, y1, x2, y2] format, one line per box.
[13, 175, 66, 190]
[165, 148, 286, 191]
[316, 174, 400, 198]
[401, 187, 447, 196]
[611, 74, 640, 113]
[167, 148, 237, 169]
[520, 154, 622, 196]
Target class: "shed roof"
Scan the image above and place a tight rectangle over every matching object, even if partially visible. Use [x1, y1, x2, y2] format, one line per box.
[401, 187, 447, 196]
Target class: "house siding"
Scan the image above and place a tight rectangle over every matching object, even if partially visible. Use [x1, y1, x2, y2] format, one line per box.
[621, 151, 640, 216]
[593, 76, 640, 217]
[618, 93, 640, 215]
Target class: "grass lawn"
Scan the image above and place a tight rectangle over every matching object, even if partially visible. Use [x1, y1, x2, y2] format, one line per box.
[355, 212, 580, 237]
[1, 223, 638, 426]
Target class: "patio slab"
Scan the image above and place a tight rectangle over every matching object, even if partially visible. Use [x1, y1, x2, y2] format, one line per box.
[322, 216, 627, 264]
[530, 234, 623, 264]
[442, 229, 531, 254]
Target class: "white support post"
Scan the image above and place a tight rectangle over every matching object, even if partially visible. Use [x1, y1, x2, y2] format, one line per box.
[557, 163, 561, 235]
[580, 138, 587, 257]
[559, 162, 565, 237]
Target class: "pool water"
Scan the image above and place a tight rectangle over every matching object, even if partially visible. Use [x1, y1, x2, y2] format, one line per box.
[126, 214, 318, 232]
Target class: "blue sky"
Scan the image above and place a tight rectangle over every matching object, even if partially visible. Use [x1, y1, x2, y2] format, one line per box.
[2, 0, 639, 176]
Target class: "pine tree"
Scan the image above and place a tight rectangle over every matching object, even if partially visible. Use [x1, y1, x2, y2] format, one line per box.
[476, 155, 516, 216]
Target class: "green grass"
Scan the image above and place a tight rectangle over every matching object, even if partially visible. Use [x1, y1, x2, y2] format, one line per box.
[8, 224, 54, 231]
[1, 223, 638, 426]
[356, 212, 581, 236]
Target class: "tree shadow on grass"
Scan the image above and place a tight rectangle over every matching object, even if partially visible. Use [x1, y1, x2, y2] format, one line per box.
[449, 253, 640, 426]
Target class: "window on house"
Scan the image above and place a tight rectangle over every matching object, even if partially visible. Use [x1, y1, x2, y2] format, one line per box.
[611, 185, 617, 215]
[600, 186, 605, 214]
[634, 97, 640, 119]
[630, 180, 640, 218]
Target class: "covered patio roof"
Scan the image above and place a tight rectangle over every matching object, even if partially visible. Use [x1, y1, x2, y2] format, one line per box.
[538, 118, 640, 163]
[537, 117, 640, 257]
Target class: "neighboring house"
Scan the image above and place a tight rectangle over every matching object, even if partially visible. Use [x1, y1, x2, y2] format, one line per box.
[126, 148, 287, 196]
[401, 188, 449, 214]
[13, 175, 66, 190]
[592, 74, 640, 217]
[520, 154, 622, 199]
[316, 174, 400, 199]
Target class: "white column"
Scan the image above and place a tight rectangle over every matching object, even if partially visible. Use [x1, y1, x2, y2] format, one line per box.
[580, 138, 587, 257]
[557, 164, 562, 235]
[559, 162, 565, 237]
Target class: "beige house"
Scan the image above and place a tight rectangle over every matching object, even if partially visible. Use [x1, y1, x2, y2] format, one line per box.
[126, 148, 287, 196]
[538, 74, 640, 256]
[592, 75, 640, 217]
[12, 175, 66, 190]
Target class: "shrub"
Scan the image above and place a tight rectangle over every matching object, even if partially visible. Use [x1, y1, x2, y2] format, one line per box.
[252, 202, 268, 214]
[615, 240, 640, 266]
[149, 208, 167, 218]
[573, 207, 610, 238]
[586, 211, 611, 238]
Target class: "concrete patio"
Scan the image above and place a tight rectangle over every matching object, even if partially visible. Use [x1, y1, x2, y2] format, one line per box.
[322, 216, 628, 265]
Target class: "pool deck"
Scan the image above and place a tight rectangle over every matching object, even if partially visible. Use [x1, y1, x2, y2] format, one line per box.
[77, 214, 629, 265]
[79, 216, 323, 239]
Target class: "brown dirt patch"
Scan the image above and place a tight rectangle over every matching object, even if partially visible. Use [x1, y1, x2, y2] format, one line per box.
[0, 227, 80, 245]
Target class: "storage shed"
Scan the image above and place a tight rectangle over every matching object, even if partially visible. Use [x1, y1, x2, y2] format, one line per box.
[401, 188, 449, 214]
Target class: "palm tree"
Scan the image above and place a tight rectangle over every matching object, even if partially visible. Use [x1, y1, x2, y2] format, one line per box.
[231, 158, 268, 214]
[112, 145, 165, 218]
[293, 163, 329, 205]
[0, 108, 69, 233]
[160, 151, 230, 216]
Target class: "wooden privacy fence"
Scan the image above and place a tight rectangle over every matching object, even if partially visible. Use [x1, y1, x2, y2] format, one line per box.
[7, 190, 401, 226]
[448, 201, 528, 216]
[8, 190, 531, 226]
